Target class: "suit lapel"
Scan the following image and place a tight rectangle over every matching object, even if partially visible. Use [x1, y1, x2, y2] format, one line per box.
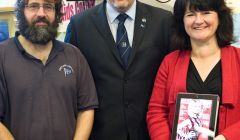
[127, 2, 149, 68]
[91, 2, 124, 66]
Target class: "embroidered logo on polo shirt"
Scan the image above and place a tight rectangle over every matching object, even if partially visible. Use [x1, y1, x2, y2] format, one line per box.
[59, 64, 74, 77]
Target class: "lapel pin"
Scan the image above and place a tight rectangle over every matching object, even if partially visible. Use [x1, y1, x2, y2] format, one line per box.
[142, 18, 147, 23]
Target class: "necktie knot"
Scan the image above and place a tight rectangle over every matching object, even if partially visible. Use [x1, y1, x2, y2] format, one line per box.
[117, 13, 128, 23]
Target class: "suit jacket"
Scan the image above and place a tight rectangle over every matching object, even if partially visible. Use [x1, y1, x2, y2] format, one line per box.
[147, 46, 240, 140]
[65, 1, 172, 140]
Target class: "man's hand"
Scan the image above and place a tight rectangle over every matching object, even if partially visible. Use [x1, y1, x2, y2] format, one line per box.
[214, 135, 226, 140]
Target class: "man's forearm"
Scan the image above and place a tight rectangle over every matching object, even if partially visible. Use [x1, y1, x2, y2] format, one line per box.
[0, 122, 14, 140]
[73, 109, 94, 140]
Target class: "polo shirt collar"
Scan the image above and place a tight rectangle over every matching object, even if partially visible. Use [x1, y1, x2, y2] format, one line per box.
[14, 31, 64, 56]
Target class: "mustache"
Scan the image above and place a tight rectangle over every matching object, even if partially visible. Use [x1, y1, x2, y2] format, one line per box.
[32, 17, 50, 25]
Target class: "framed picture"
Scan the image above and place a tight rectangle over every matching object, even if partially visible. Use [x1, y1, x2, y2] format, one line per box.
[0, 19, 9, 42]
[171, 93, 219, 140]
[0, 7, 16, 42]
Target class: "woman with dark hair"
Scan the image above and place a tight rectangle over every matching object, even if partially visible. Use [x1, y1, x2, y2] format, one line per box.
[147, 0, 240, 140]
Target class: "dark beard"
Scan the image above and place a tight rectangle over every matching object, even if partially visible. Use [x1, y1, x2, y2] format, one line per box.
[18, 16, 58, 45]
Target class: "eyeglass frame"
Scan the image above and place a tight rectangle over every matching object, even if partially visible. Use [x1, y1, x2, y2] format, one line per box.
[25, 3, 56, 13]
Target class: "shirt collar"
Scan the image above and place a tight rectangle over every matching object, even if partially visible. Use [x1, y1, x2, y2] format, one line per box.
[14, 31, 64, 56]
[106, 0, 136, 23]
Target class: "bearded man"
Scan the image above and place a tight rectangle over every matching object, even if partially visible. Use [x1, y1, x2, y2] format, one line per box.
[0, 0, 98, 140]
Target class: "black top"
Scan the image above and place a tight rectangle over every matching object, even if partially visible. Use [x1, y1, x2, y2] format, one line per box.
[186, 59, 222, 134]
[187, 59, 222, 102]
[0, 33, 98, 140]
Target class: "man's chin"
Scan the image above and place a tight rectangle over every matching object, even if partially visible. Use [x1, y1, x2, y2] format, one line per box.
[112, 2, 130, 12]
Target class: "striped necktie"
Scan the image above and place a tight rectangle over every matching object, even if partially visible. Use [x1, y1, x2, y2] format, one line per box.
[116, 13, 131, 67]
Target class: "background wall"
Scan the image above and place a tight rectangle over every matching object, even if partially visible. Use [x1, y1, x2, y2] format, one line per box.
[139, 0, 174, 11]
[0, 0, 16, 7]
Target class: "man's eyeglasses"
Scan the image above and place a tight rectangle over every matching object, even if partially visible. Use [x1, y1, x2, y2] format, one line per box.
[25, 3, 55, 13]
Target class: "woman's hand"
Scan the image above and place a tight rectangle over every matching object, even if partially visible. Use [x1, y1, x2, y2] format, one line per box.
[214, 135, 226, 140]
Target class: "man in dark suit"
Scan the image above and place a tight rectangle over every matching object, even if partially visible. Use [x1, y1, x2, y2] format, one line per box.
[65, 0, 172, 139]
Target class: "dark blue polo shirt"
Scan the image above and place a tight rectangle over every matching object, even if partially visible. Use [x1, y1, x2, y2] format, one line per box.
[0, 32, 98, 140]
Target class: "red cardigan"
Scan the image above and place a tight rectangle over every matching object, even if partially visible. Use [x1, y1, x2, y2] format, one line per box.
[147, 46, 240, 140]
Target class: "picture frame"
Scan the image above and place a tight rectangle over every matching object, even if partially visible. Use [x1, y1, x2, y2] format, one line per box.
[0, 19, 9, 42]
[0, 7, 16, 41]
[171, 93, 219, 140]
